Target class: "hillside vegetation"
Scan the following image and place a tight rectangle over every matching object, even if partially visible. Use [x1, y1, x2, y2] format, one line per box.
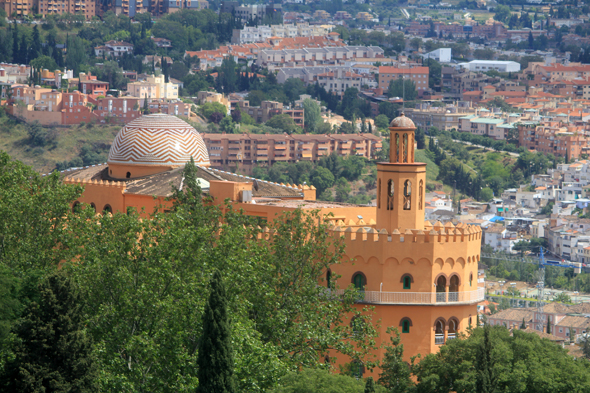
[0, 114, 119, 173]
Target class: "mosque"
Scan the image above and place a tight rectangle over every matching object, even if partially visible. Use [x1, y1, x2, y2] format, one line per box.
[62, 113, 483, 373]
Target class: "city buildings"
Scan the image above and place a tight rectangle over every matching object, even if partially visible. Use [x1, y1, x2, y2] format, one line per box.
[458, 60, 521, 73]
[402, 102, 477, 131]
[518, 122, 590, 160]
[94, 41, 134, 58]
[231, 23, 332, 44]
[37, 0, 96, 19]
[127, 74, 180, 101]
[378, 66, 430, 96]
[234, 99, 304, 126]
[316, 70, 362, 96]
[202, 132, 382, 173]
[257, 44, 383, 68]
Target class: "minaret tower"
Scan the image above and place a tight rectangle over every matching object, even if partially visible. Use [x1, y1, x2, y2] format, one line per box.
[376, 113, 426, 232]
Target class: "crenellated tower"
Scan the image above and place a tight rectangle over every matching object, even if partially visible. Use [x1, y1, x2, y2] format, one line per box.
[376, 113, 426, 232]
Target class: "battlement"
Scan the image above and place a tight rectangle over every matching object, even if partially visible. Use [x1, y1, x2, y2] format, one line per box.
[65, 177, 127, 190]
[333, 220, 482, 244]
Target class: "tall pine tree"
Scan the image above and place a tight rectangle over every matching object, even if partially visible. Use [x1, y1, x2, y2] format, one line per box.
[1, 271, 98, 392]
[196, 270, 235, 393]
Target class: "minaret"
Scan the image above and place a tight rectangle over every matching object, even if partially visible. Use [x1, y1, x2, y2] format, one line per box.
[376, 113, 426, 232]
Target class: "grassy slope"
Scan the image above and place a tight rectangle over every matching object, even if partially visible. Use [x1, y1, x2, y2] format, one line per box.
[0, 117, 120, 173]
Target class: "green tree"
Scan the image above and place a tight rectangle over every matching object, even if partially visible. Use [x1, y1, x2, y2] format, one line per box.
[142, 97, 150, 114]
[414, 325, 590, 393]
[379, 327, 414, 393]
[365, 377, 376, 393]
[494, 5, 511, 23]
[196, 270, 235, 393]
[30, 55, 58, 72]
[521, 318, 526, 329]
[302, 98, 322, 132]
[1, 271, 98, 392]
[553, 293, 571, 304]
[388, 79, 417, 100]
[65, 36, 88, 75]
[199, 102, 227, 120]
[246, 90, 266, 107]
[269, 369, 386, 393]
[375, 114, 389, 129]
[266, 114, 299, 134]
[480, 187, 494, 201]
[310, 166, 335, 195]
[219, 115, 236, 134]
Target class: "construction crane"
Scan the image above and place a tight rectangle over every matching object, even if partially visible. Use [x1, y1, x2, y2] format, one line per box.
[482, 248, 582, 330]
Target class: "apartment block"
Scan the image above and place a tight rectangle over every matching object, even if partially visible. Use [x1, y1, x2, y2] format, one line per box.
[1, 0, 35, 16]
[0, 63, 31, 84]
[313, 10, 330, 19]
[402, 102, 476, 131]
[94, 41, 134, 58]
[236, 100, 304, 127]
[317, 70, 362, 95]
[231, 23, 330, 44]
[202, 132, 382, 173]
[257, 45, 384, 68]
[127, 74, 179, 100]
[38, 0, 96, 19]
[79, 73, 109, 97]
[378, 66, 429, 96]
[518, 122, 590, 160]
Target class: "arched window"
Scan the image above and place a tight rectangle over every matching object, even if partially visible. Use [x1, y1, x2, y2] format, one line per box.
[103, 204, 112, 214]
[72, 201, 81, 213]
[90, 203, 97, 213]
[449, 275, 460, 302]
[326, 270, 332, 288]
[403, 133, 409, 163]
[401, 274, 413, 290]
[387, 180, 394, 211]
[403, 180, 411, 210]
[402, 319, 410, 333]
[126, 172, 131, 178]
[448, 319, 458, 340]
[350, 361, 365, 378]
[469, 316, 473, 327]
[400, 317, 412, 333]
[435, 319, 445, 345]
[352, 273, 365, 291]
[469, 272, 473, 287]
[419, 180, 423, 210]
[436, 275, 447, 303]
[377, 179, 381, 209]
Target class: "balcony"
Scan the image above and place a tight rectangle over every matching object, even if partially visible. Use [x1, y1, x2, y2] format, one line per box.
[339, 288, 485, 306]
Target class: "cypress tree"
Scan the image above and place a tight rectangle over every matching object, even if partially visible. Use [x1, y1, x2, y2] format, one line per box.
[547, 316, 552, 334]
[12, 23, 19, 64]
[521, 318, 526, 329]
[1, 271, 98, 392]
[475, 325, 497, 393]
[364, 377, 376, 393]
[142, 96, 150, 114]
[31, 25, 42, 59]
[196, 270, 235, 393]
[18, 34, 28, 65]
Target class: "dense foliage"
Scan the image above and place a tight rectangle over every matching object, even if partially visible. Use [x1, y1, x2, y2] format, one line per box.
[0, 153, 379, 392]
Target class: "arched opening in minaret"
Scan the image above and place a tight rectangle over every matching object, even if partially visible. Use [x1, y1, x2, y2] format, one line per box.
[393, 133, 401, 162]
[436, 276, 446, 302]
[449, 275, 460, 302]
[403, 133, 409, 163]
[387, 180, 394, 211]
[435, 320, 445, 345]
[403, 180, 411, 210]
[419, 180, 423, 210]
[377, 179, 381, 209]
[448, 319, 458, 340]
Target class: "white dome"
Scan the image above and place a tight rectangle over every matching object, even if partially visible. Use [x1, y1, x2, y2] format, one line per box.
[107, 114, 210, 167]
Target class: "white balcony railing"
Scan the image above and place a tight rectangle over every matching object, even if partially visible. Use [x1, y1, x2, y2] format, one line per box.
[338, 288, 485, 306]
[435, 334, 445, 345]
